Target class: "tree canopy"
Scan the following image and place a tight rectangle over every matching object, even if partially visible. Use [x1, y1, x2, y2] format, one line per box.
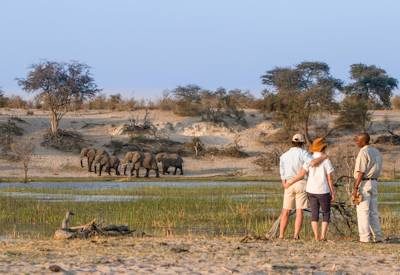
[261, 61, 342, 142]
[345, 64, 398, 108]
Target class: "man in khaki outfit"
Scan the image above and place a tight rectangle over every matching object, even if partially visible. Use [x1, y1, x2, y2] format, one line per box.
[353, 132, 384, 243]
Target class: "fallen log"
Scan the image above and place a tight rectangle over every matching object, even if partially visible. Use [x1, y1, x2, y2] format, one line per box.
[53, 212, 135, 240]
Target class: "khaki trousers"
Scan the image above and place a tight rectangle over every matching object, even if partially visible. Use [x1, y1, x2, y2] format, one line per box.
[356, 180, 383, 242]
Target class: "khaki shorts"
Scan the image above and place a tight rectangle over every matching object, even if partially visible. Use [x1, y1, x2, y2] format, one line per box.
[282, 180, 308, 210]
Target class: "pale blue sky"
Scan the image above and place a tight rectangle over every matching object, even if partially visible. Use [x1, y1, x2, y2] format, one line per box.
[1, 0, 399, 98]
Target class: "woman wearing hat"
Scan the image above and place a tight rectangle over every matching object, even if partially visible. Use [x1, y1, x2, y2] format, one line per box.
[286, 137, 335, 241]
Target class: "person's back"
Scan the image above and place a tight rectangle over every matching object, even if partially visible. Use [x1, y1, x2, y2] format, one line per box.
[280, 147, 311, 181]
[305, 152, 334, 194]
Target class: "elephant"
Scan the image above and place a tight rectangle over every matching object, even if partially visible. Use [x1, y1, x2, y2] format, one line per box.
[80, 147, 97, 172]
[94, 154, 120, 176]
[93, 149, 110, 174]
[122, 151, 143, 177]
[155, 152, 184, 175]
[140, 152, 160, 178]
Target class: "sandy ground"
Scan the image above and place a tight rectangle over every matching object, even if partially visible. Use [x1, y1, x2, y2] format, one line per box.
[0, 236, 399, 274]
[1, 108, 400, 179]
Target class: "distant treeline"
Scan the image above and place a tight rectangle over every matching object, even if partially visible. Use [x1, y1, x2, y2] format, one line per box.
[1, 60, 399, 140]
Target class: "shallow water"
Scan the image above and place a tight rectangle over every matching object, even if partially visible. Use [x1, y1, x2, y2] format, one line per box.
[0, 181, 272, 190]
[0, 192, 146, 202]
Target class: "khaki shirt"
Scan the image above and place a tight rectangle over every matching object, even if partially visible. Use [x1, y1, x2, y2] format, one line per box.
[353, 145, 382, 179]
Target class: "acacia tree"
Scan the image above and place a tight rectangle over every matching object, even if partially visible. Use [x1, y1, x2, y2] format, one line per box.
[344, 64, 398, 108]
[17, 61, 99, 135]
[170, 84, 203, 116]
[335, 64, 398, 130]
[261, 61, 342, 143]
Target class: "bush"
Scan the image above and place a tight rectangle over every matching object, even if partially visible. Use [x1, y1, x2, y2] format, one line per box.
[5, 96, 28, 109]
[392, 95, 400, 110]
[0, 90, 6, 107]
[335, 96, 371, 130]
[0, 119, 24, 154]
[206, 145, 249, 158]
[253, 144, 288, 172]
[41, 129, 86, 152]
[183, 137, 205, 157]
[85, 94, 137, 111]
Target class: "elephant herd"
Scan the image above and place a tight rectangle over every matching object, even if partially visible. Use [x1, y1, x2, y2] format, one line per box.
[79, 148, 184, 178]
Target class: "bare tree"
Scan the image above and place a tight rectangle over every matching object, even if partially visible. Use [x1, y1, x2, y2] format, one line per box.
[11, 139, 35, 183]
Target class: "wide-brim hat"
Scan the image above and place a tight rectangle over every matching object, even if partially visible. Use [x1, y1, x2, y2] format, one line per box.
[309, 137, 328, 152]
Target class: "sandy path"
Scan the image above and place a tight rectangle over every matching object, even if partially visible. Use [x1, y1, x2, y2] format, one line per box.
[0, 236, 399, 274]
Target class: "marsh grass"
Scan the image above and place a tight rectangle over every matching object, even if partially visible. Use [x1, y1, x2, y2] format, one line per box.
[0, 183, 398, 239]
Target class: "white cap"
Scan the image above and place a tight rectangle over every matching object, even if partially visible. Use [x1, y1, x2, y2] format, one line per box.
[292, 133, 305, 143]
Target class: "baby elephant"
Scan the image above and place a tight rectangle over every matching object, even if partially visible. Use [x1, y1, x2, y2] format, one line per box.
[156, 152, 184, 175]
[94, 154, 120, 176]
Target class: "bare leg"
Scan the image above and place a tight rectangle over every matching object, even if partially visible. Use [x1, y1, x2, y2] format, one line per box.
[311, 221, 319, 240]
[294, 209, 303, 239]
[279, 209, 290, 239]
[320, 222, 328, 240]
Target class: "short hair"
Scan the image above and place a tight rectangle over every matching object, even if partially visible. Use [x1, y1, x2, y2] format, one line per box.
[358, 132, 370, 144]
[292, 141, 304, 147]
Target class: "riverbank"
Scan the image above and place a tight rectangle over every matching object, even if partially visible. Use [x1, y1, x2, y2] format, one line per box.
[0, 175, 279, 183]
[0, 236, 399, 273]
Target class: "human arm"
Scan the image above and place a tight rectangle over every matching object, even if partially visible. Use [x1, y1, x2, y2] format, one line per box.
[281, 179, 287, 189]
[327, 172, 335, 202]
[285, 168, 307, 188]
[352, 171, 364, 197]
[310, 153, 327, 167]
[353, 150, 367, 197]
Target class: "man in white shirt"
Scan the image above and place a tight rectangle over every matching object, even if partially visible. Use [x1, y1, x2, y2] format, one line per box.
[278, 133, 325, 239]
[353, 132, 384, 242]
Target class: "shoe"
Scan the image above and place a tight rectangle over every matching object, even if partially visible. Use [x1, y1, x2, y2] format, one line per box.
[293, 236, 300, 240]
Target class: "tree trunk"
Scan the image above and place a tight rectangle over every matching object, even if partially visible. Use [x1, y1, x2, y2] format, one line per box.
[23, 165, 28, 183]
[50, 112, 60, 136]
[304, 114, 311, 144]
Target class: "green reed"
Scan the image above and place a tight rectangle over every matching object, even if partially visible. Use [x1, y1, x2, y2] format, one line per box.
[0, 184, 398, 239]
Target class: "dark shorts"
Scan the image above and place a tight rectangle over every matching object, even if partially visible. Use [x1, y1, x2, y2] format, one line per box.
[307, 192, 331, 222]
